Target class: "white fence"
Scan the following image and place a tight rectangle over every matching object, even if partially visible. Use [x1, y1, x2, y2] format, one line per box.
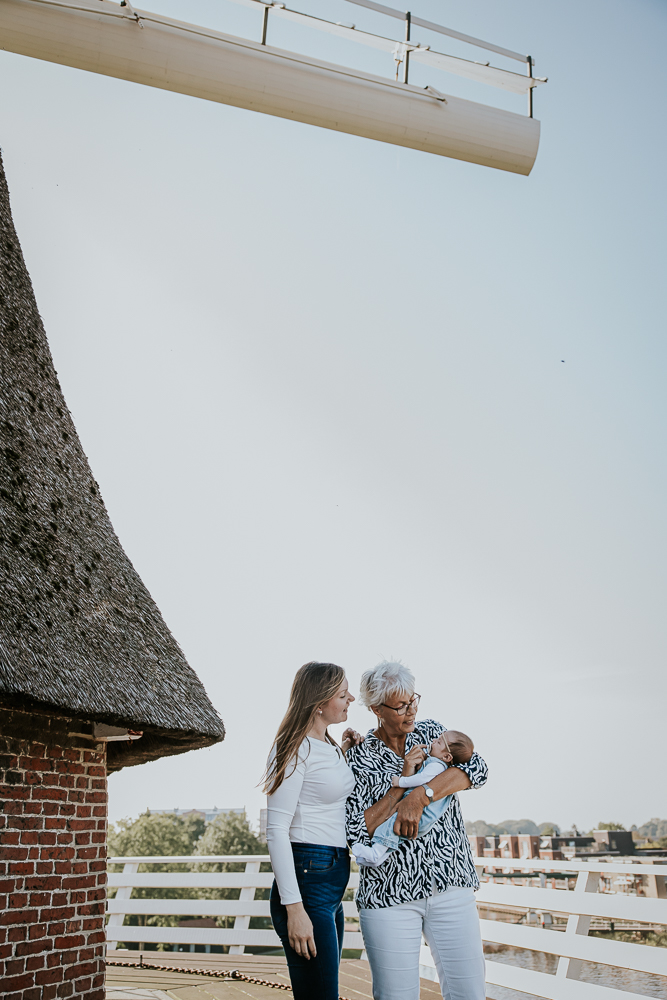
[107, 855, 667, 999]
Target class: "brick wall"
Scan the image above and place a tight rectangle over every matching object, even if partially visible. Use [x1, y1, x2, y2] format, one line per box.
[0, 703, 107, 1000]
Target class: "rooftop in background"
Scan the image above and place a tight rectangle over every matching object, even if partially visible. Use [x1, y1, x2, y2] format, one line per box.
[148, 807, 245, 823]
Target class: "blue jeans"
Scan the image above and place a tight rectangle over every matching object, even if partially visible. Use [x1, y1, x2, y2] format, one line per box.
[372, 793, 452, 851]
[270, 843, 350, 1000]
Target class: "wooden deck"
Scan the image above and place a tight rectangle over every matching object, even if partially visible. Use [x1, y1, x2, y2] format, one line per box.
[106, 951, 444, 998]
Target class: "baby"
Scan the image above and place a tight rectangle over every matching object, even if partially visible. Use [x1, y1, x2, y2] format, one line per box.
[352, 730, 474, 868]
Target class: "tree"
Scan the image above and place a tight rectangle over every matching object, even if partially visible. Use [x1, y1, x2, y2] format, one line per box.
[193, 812, 270, 930]
[195, 812, 264, 858]
[597, 822, 625, 831]
[108, 811, 208, 942]
[109, 811, 205, 866]
[636, 818, 667, 841]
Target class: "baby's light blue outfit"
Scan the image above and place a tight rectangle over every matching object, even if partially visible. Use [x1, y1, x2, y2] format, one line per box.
[371, 756, 452, 852]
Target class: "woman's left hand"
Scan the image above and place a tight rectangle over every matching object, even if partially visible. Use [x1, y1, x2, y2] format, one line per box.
[393, 787, 427, 838]
[341, 728, 363, 753]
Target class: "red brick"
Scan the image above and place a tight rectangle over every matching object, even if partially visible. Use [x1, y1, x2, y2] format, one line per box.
[1, 786, 31, 801]
[2, 972, 34, 990]
[1, 908, 38, 925]
[7, 925, 27, 942]
[6, 956, 26, 974]
[25, 875, 61, 891]
[54, 934, 85, 950]
[29, 891, 52, 906]
[16, 936, 53, 956]
[2, 847, 29, 861]
[44, 817, 67, 830]
[8, 814, 43, 830]
[9, 861, 35, 875]
[23, 988, 44, 1000]
[64, 959, 96, 980]
[8, 892, 29, 907]
[1, 831, 20, 845]
[40, 848, 75, 862]
[36, 966, 64, 985]
[31, 787, 68, 802]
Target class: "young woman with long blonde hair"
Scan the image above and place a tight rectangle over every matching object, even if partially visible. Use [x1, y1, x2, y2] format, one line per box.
[264, 661, 361, 1000]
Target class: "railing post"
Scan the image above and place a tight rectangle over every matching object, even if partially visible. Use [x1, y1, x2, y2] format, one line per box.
[106, 862, 138, 952]
[527, 55, 534, 118]
[229, 860, 260, 956]
[260, 4, 269, 46]
[403, 11, 411, 84]
[556, 869, 600, 981]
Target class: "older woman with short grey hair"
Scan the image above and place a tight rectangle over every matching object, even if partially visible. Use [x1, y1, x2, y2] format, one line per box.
[346, 661, 488, 1000]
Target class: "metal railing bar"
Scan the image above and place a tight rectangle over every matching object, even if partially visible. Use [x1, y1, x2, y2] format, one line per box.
[342, 0, 528, 62]
[473, 857, 667, 876]
[225, 0, 544, 94]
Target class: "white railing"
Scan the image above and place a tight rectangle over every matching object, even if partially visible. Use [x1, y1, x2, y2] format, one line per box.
[106, 855, 667, 999]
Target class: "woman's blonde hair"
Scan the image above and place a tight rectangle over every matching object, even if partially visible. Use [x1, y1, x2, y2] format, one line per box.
[263, 661, 345, 796]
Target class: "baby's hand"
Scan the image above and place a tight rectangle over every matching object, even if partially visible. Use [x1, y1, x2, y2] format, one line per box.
[401, 744, 427, 776]
[391, 775, 400, 787]
[341, 729, 363, 753]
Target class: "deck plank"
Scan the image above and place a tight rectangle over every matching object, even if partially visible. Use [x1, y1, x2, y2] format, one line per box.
[105, 952, 443, 998]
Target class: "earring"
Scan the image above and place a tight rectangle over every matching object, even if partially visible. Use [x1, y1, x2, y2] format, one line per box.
[318, 710, 322, 715]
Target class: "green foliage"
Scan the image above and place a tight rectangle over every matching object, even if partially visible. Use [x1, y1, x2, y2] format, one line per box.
[193, 812, 270, 929]
[597, 821, 625, 831]
[195, 811, 265, 859]
[636, 818, 667, 841]
[108, 811, 208, 934]
[466, 819, 558, 837]
[109, 811, 204, 869]
[539, 824, 560, 837]
[642, 837, 667, 850]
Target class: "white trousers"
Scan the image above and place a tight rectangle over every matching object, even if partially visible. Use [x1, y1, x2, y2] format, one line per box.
[359, 886, 486, 1000]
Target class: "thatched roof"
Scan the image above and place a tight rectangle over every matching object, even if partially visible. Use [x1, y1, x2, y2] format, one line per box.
[0, 151, 224, 768]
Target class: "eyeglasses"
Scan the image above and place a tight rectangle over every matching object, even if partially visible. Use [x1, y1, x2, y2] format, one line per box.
[380, 694, 421, 716]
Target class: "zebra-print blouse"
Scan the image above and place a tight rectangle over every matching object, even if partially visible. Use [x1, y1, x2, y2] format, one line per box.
[345, 719, 488, 910]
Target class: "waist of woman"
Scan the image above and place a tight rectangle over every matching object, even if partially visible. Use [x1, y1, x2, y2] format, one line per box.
[289, 839, 348, 853]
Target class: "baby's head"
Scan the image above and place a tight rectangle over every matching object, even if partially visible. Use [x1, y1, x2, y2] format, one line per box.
[430, 730, 474, 766]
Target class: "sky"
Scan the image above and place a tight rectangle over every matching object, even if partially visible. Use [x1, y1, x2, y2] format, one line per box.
[1, 0, 665, 835]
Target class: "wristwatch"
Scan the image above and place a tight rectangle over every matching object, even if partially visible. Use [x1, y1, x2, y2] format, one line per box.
[423, 785, 434, 801]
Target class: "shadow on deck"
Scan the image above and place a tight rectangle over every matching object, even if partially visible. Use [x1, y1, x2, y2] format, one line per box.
[105, 950, 445, 998]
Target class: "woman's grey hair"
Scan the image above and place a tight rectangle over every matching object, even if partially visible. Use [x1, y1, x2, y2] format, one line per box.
[359, 660, 415, 710]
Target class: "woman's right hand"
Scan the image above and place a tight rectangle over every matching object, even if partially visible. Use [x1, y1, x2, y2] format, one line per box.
[402, 743, 427, 776]
[285, 902, 317, 959]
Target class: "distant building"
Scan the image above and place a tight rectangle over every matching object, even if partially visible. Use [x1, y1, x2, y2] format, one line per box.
[149, 807, 245, 823]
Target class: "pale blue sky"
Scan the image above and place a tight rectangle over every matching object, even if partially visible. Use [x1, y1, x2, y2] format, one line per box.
[1, 0, 665, 832]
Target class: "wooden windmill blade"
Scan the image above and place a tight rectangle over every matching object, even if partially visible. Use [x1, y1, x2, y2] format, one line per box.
[0, 0, 545, 175]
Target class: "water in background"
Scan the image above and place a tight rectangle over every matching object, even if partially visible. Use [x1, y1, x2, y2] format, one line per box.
[484, 946, 667, 1000]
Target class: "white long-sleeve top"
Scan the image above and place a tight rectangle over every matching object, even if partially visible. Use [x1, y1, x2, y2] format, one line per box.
[266, 737, 355, 905]
[397, 756, 447, 788]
